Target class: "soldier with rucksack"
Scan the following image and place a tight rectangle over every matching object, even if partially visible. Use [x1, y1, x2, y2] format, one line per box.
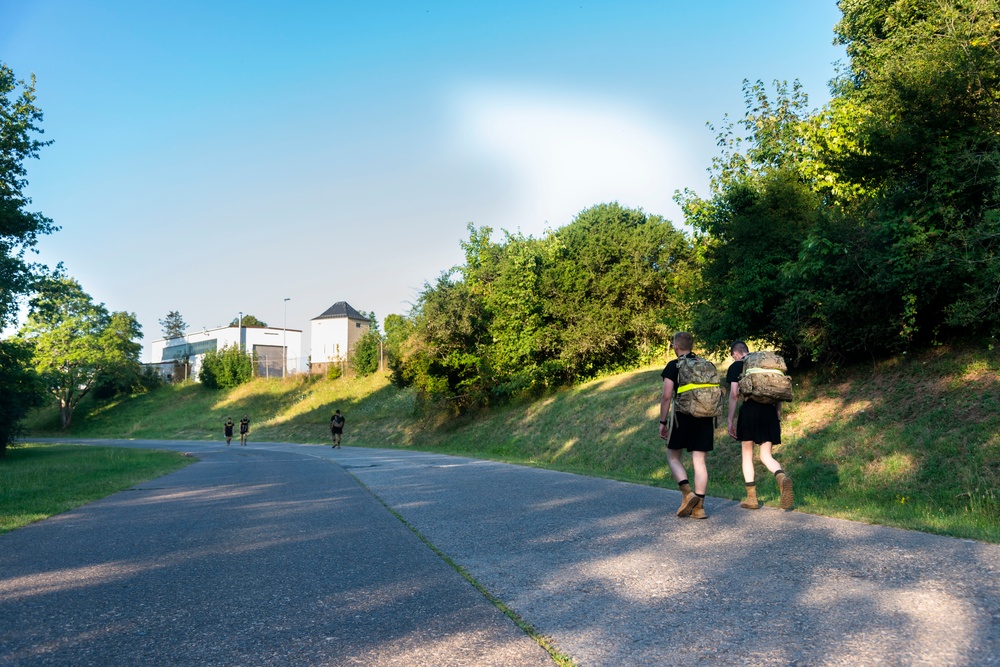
[726, 341, 794, 510]
[658, 331, 723, 520]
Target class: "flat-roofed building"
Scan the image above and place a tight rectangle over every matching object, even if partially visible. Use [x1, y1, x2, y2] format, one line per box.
[150, 325, 303, 381]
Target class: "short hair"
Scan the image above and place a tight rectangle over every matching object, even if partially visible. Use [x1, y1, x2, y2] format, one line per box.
[335, 409, 341, 414]
[730, 340, 749, 355]
[672, 331, 694, 353]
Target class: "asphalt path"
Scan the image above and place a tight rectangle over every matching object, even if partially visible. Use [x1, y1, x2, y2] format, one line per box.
[3, 440, 999, 667]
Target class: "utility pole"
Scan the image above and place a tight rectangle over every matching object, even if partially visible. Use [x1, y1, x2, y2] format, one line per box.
[283, 298, 290, 378]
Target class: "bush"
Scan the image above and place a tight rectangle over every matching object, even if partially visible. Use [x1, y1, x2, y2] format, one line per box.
[327, 363, 343, 380]
[350, 330, 382, 377]
[200, 345, 254, 389]
[0, 339, 45, 457]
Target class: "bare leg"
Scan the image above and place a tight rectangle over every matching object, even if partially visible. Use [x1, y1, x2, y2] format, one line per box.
[759, 442, 781, 473]
[667, 448, 688, 483]
[692, 451, 708, 495]
[741, 441, 756, 482]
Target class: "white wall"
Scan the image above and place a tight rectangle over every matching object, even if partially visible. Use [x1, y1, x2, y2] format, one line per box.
[310, 317, 370, 364]
[150, 325, 304, 380]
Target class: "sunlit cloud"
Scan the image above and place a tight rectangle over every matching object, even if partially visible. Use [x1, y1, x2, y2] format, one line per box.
[452, 86, 685, 232]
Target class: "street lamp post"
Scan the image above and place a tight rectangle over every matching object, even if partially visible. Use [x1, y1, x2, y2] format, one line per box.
[283, 298, 290, 378]
[238, 311, 244, 352]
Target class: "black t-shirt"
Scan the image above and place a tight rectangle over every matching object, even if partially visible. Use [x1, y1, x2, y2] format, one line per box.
[726, 359, 744, 386]
[239, 418, 250, 434]
[660, 352, 697, 388]
[331, 415, 345, 428]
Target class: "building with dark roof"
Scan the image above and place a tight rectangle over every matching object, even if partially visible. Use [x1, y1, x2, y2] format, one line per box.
[310, 301, 370, 374]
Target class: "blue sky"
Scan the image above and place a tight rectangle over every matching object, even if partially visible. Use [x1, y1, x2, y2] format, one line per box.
[1, 1, 845, 360]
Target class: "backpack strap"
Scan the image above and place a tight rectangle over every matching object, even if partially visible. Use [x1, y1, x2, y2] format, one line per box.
[677, 382, 719, 394]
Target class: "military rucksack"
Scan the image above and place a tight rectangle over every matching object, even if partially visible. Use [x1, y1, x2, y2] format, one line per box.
[675, 356, 724, 418]
[738, 351, 793, 404]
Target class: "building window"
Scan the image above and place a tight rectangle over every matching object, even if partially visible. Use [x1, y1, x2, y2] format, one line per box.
[356, 322, 361, 328]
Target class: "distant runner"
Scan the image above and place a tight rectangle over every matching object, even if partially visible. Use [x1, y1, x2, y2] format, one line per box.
[330, 410, 345, 449]
[239, 414, 250, 446]
[224, 417, 234, 446]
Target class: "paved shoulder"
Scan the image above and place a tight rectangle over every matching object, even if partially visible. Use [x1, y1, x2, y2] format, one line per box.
[334, 447, 1000, 667]
[0, 444, 552, 666]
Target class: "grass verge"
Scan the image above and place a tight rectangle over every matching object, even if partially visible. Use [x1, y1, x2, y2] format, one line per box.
[0, 443, 194, 533]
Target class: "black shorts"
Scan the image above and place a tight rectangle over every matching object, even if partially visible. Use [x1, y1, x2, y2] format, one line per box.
[667, 412, 715, 452]
[736, 399, 781, 444]
[331, 427, 343, 435]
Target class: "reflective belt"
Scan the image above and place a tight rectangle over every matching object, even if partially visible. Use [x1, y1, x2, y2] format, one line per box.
[677, 383, 718, 394]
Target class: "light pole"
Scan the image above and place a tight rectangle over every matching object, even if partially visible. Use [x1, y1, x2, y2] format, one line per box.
[238, 311, 244, 352]
[283, 298, 290, 378]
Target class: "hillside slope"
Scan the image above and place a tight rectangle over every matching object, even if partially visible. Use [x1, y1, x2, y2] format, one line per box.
[25, 345, 1000, 542]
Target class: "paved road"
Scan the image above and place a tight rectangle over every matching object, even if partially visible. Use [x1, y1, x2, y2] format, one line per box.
[3, 440, 999, 666]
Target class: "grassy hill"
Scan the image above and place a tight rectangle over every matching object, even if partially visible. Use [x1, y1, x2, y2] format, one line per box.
[24, 344, 1000, 542]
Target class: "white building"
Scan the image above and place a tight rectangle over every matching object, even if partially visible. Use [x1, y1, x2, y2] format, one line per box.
[150, 325, 303, 381]
[310, 301, 370, 374]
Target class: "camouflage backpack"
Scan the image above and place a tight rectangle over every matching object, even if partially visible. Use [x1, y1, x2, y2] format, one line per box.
[675, 356, 724, 418]
[738, 351, 794, 404]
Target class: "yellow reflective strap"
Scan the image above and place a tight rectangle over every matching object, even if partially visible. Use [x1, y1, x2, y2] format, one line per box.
[677, 383, 718, 395]
[745, 368, 784, 375]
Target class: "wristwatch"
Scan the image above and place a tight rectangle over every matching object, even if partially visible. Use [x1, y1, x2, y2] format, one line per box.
[659, 420, 668, 425]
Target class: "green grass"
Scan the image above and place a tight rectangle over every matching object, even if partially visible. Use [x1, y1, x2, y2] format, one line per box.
[0, 443, 193, 533]
[24, 344, 1000, 543]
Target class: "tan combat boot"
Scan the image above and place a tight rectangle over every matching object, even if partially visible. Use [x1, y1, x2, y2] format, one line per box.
[690, 495, 707, 519]
[775, 470, 794, 510]
[740, 483, 759, 509]
[677, 482, 698, 518]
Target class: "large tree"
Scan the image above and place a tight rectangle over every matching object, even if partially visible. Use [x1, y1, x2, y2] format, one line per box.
[1, 63, 56, 328]
[0, 63, 56, 452]
[18, 273, 142, 428]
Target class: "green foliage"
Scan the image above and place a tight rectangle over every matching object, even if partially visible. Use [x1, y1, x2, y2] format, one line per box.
[682, 1, 1000, 362]
[158, 310, 187, 340]
[384, 313, 414, 387]
[326, 363, 343, 380]
[398, 204, 700, 409]
[351, 313, 382, 377]
[93, 364, 164, 400]
[0, 63, 56, 330]
[229, 314, 267, 327]
[17, 272, 143, 429]
[0, 64, 56, 450]
[0, 338, 44, 457]
[199, 344, 254, 389]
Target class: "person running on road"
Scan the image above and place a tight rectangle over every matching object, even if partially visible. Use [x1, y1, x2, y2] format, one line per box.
[659, 331, 714, 519]
[330, 410, 345, 448]
[726, 341, 793, 510]
[239, 414, 250, 446]
[224, 417, 234, 446]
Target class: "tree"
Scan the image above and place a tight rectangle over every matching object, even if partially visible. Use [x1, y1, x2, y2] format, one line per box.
[230, 314, 267, 327]
[350, 313, 383, 377]
[0, 338, 44, 458]
[0, 63, 56, 451]
[396, 204, 701, 410]
[18, 273, 142, 428]
[1, 63, 56, 329]
[159, 310, 187, 340]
